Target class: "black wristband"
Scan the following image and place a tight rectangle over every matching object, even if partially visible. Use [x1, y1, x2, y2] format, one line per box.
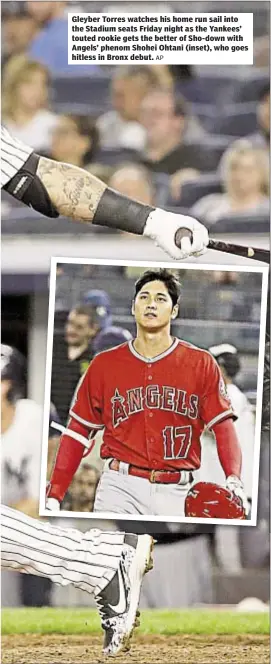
[3, 153, 59, 218]
[93, 188, 155, 235]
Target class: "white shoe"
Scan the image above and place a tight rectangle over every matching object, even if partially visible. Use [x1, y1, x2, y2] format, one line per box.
[95, 533, 153, 656]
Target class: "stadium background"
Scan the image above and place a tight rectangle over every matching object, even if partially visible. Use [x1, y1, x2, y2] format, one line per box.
[1, 0, 269, 653]
[52, 263, 263, 410]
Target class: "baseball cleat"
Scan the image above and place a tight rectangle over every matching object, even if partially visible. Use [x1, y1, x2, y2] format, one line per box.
[95, 534, 153, 656]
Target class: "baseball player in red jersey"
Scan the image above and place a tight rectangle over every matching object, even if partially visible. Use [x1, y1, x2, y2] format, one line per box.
[47, 269, 249, 518]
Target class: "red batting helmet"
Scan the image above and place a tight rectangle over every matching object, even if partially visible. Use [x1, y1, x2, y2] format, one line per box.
[185, 482, 246, 520]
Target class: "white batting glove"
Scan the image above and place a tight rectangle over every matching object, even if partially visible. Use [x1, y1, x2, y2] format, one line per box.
[46, 497, 60, 512]
[143, 208, 209, 260]
[226, 475, 250, 517]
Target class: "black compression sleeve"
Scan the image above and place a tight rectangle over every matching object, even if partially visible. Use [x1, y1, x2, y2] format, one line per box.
[93, 188, 155, 235]
[3, 153, 59, 218]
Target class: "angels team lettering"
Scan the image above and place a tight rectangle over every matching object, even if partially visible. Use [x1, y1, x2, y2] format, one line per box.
[111, 385, 199, 428]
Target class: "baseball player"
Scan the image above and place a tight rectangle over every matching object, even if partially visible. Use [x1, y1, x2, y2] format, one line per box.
[47, 268, 248, 518]
[1, 125, 208, 260]
[1, 504, 153, 656]
[1, 344, 43, 516]
[197, 344, 255, 501]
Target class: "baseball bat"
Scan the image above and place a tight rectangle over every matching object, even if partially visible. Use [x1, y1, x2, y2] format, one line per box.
[175, 229, 270, 264]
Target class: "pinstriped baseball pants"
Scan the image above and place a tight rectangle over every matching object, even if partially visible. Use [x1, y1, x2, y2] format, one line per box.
[1, 505, 125, 594]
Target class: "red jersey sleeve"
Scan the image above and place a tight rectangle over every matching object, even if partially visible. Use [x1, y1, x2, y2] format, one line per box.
[69, 356, 104, 430]
[200, 353, 236, 430]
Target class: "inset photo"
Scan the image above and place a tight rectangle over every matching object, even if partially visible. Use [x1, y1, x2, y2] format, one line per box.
[40, 258, 268, 526]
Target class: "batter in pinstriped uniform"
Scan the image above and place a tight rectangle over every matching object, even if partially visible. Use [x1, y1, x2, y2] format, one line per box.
[1, 504, 153, 656]
[0, 348, 153, 658]
[47, 269, 249, 518]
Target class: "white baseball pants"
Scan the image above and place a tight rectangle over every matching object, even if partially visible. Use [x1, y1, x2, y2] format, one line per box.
[94, 462, 192, 517]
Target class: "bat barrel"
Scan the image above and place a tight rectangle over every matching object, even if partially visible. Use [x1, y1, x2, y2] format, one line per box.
[208, 240, 270, 264]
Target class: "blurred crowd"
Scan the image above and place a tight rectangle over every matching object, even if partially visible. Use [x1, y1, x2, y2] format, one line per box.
[1, 1, 270, 234]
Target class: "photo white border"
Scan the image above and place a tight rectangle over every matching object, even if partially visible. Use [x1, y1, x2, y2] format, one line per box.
[39, 256, 269, 527]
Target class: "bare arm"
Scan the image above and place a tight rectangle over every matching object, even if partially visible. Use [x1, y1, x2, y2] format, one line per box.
[6, 149, 209, 260]
[37, 157, 106, 223]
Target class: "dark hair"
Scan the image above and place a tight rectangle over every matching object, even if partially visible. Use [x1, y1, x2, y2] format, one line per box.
[64, 115, 99, 164]
[216, 352, 241, 379]
[70, 305, 97, 326]
[134, 269, 181, 307]
[144, 86, 189, 122]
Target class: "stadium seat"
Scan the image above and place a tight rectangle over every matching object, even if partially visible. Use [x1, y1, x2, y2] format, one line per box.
[167, 173, 222, 208]
[231, 71, 269, 103]
[50, 73, 111, 115]
[95, 148, 141, 166]
[1, 208, 115, 235]
[209, 103, 257, 137]
[211, 213, 269, 234]
[175, 75, 237, 106]
[187, 137, 231, 172]
[152, 173, 171, 207]
[190, 103, 216, 129]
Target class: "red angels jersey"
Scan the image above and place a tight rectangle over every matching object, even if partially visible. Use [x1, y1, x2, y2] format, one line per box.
[70, 338, 236, 471]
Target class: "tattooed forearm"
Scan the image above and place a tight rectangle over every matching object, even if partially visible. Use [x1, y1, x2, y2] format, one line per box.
[37, 157, 106, 223]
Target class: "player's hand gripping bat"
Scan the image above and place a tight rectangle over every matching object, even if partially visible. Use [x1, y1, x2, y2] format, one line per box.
[175, 229, 270, 264]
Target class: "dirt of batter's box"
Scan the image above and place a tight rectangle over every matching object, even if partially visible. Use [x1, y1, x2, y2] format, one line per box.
[1, 633, 269, 664]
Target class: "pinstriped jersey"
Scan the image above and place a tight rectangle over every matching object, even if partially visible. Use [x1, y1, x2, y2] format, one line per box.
[70, 338, 236, 471]
[1, 126, 33, 187]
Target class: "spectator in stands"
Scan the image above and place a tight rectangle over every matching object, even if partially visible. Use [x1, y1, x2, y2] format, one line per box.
[108, 163, 155, 206]
[139, 88, 205, 176]
[2, 57, 59, 152]
[191, 140, 269, 227]
[48, 115, 99, 168]
[2, 5, 38, 69]
[82, 290, 112, 330]
[63, 464, 100, 512]
[26, 1, 101, 75]
[51, 305, 98, 425]
[247, 85, 270, 148]
[97, 66, 159, 151]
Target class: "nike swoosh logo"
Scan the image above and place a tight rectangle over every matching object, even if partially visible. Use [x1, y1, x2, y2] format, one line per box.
[108, 562, 127, 615]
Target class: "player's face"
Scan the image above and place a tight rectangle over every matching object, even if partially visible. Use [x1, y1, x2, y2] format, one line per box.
[133, 280, 178, 331]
